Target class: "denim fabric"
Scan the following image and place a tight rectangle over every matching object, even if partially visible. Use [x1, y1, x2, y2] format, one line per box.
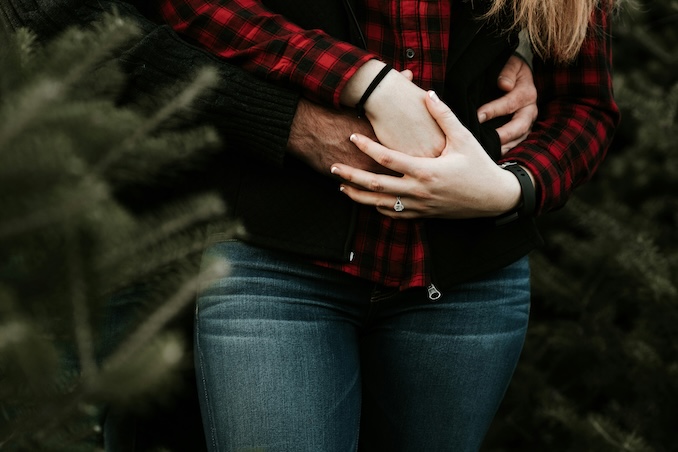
[195, 240, 530, 452]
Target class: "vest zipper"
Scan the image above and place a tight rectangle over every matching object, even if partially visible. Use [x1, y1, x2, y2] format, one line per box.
[427, 283, 442, 301]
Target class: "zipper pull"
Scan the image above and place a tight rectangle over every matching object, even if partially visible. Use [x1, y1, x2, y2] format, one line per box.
[427, 284, 442, 301]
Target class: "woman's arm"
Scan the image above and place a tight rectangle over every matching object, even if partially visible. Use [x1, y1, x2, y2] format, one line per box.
[499, 6, 620, 214]
[156, 0, 376, 107]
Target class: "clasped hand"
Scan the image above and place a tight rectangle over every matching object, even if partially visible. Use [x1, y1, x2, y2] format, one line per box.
[330, 91, 522, 220]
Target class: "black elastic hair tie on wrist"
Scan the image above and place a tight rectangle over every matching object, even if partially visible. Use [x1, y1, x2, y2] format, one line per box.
[355, 64, 393, 118]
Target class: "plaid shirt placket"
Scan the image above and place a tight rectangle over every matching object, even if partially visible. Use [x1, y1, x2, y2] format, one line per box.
[329, 0, 450, 290]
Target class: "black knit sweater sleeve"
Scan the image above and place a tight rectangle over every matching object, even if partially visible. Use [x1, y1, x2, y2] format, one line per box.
[0, 0, 300, 167]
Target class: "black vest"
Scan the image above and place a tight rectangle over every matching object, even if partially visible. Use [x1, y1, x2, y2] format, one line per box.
[221, 0, 542, 288]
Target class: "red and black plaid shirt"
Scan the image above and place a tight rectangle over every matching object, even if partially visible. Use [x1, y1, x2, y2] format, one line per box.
[157, 0, 618, 290]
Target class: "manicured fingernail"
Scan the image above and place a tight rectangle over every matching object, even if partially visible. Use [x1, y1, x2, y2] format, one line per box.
[428, 91, 440, 102]
[350, 134, 359, 143]
[331, 166, 339, 174]
[478, 112, 487, 123]
[339, 185, 346, 192]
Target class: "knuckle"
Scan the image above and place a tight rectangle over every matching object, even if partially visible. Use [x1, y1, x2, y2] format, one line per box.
[377, 152, 393, 167]
[375, 198, 390, 209]
[413, 168, 434, 183]
[505, 98, 518, 114]
[483, 106, 497, 120]
[369, 179, 384, 192]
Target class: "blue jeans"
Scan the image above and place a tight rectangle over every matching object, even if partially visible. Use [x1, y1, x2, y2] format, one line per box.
[195, 240, 530, 452]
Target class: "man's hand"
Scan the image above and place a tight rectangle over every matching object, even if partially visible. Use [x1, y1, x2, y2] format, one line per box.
[477, 54, 538, 154]
[287, 98, 386, 174]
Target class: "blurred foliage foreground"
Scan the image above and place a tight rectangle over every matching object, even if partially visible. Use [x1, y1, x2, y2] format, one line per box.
[0, 1, 677, 451]
[0, 14, 228, 450]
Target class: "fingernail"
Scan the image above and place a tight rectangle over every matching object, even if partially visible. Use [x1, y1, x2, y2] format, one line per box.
[339, 185, 346, 192]
[331, 166, 339, 174]
[497, 76, 513, 87]
[428, 91, 440, 102]
[349, 134, 358, 142]
[478, 112, 487, 123]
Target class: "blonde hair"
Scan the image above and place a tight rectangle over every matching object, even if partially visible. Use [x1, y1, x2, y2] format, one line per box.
[485, 0, 606, 63]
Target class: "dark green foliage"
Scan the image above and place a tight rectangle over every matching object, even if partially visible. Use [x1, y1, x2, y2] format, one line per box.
[0, 14, 227, 451]
[484, 1, 678, 450]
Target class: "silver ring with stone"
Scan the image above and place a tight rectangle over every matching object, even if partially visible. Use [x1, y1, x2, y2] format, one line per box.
[394, 196, 405, 212]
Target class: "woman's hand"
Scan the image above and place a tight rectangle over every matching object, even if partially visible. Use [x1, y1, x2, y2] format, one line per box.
[330, 91, 530, 219]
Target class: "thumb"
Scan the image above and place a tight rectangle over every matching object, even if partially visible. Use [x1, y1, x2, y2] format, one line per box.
[497, 55, 522, 92]
[400, 69, 414, 81]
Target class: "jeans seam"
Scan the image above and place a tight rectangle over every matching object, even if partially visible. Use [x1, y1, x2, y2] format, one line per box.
[354, 400, 362, 452]
[195, 306, 219, 452]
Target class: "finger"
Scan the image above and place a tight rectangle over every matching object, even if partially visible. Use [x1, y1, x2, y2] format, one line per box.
[330, 160, 412, 195]
[477, 95, 517, 124]
[500, 133, 529, 155]
[495, 105, 536, 146]
[339, 185, 419, 219]
[478, 55, 535, 123]
[425, 91, 467, 137]
[343, 133, 420, 175]
[496, 54, 523, 92]
[400, 69, 414, 81]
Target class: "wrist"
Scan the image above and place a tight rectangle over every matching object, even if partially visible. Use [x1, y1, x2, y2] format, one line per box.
[339, 60, 390, 107]
[495, 162, 536, 223]
[355, 64, 393, 118]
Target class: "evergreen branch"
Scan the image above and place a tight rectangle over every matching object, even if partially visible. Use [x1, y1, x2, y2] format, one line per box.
[0, 16, 140, 152]
[628, 24, 676, 65]
[589, 417, 643, 452]
[96, 194, 225, 273]
[97, 259, 227, 379]
[103, 229, 214, 296]
[0, 175, 108, 240]
[0, 79, 64, 151]
[66, 226, 97, 380]
[0, 383, 89, 448]
[0, 262, 227, 447]
[57, 17, 139, 89]
[90, 66, 219, 176]
[569, 197, 678, 300]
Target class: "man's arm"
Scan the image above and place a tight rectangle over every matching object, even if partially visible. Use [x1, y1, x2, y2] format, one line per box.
[498, 7, 620, 214]
[0, 0, 300, 167]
